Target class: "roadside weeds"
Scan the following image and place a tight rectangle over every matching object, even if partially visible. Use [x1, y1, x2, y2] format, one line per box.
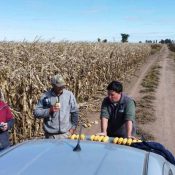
[136, 64, 161, 140]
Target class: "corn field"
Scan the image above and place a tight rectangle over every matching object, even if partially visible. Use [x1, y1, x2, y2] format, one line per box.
[0, 41, 151, 144]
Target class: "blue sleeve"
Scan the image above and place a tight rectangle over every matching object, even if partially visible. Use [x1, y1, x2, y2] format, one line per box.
[33, 94, 50, 119]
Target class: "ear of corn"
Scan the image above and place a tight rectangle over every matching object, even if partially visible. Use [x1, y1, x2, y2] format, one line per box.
[69, 134, 86, 140]
[112, 137, 142, 145]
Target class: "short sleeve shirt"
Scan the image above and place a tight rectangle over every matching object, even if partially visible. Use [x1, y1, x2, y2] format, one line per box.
[100, 93, 136, 137]
[101, 97, 135, 121]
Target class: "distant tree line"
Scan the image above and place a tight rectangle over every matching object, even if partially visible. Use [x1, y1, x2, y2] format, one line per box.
[97, 35, 174, 44]
[145, 40, 158, 43]
[159, 39, 174, 44]
[97, 38, 108, 43]
[97, 33, 130, 43]
[145, 39, 175, 44]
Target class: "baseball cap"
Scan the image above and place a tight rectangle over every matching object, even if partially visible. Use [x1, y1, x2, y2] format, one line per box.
[51, 74, 66, 87]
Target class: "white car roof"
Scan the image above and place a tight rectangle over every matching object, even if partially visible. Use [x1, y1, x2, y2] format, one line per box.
[0, 139, 174, 175]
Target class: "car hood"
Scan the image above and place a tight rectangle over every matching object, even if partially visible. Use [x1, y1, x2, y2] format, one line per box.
[0, 139, 147, 175]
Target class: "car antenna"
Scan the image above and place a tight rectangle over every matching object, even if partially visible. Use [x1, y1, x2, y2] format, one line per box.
[73, 122, 82, 152]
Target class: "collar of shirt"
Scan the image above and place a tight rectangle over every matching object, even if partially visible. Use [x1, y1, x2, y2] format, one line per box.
[51, 88, 64, 97]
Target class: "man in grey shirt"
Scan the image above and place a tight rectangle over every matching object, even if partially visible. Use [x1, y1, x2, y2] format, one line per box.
[33, 74, 79, 139]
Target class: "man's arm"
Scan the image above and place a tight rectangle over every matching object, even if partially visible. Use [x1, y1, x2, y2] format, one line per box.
[124, 99, 136, 138]
[101, 117, 108, 135]
[33, 95, 50, 119]
[125, 120, 133, 138]
[99, 98, 110, 136]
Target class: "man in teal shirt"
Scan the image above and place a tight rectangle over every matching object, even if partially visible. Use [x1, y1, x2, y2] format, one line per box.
[100, 81, 136, 138]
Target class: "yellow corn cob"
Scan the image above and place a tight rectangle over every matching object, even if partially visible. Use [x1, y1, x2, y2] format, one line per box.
[94, 135, 100, 141]
[70, 134, 76, 140]
[122, 138, 128, 145]
[90, 135, 95, 141]
[132, 139, 137, 143]
[126, 138, 132, 145]
[118, 137, 124, 144]
[102, 136, 109, 142]
[113, 137, 119, 144]
[98, 136, 104, 142]
[80, 134, 85, 140]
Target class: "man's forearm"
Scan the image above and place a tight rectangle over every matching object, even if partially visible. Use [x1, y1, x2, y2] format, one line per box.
[125, 120, 133, 137]
[101, 117, 108, 134]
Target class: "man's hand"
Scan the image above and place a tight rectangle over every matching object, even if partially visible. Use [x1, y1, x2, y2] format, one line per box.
[96, 132, 107, 136]
[0, 122, 8, 131]
[127, 135, 137, 140]
[69, 128, 76, 135]
[50, 105, 60, 113]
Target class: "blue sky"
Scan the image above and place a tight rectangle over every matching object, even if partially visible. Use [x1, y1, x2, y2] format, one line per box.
[0, 0, 175, 42]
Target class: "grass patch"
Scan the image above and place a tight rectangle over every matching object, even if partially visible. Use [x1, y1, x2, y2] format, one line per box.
[150, 44, 162, 55]
[140, 65, 161, 93]
[136, 64, 161, 140]
[168, 44, 175, 52]
[169, 48, 175, 61]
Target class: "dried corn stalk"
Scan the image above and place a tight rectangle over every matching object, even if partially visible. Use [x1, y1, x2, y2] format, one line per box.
[0, 41, 151, 144]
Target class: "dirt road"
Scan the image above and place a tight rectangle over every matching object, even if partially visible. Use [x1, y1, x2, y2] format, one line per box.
[139, 45, 175, 154]
[126, 45, 175, 154]
[83, 45, 175, 154]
